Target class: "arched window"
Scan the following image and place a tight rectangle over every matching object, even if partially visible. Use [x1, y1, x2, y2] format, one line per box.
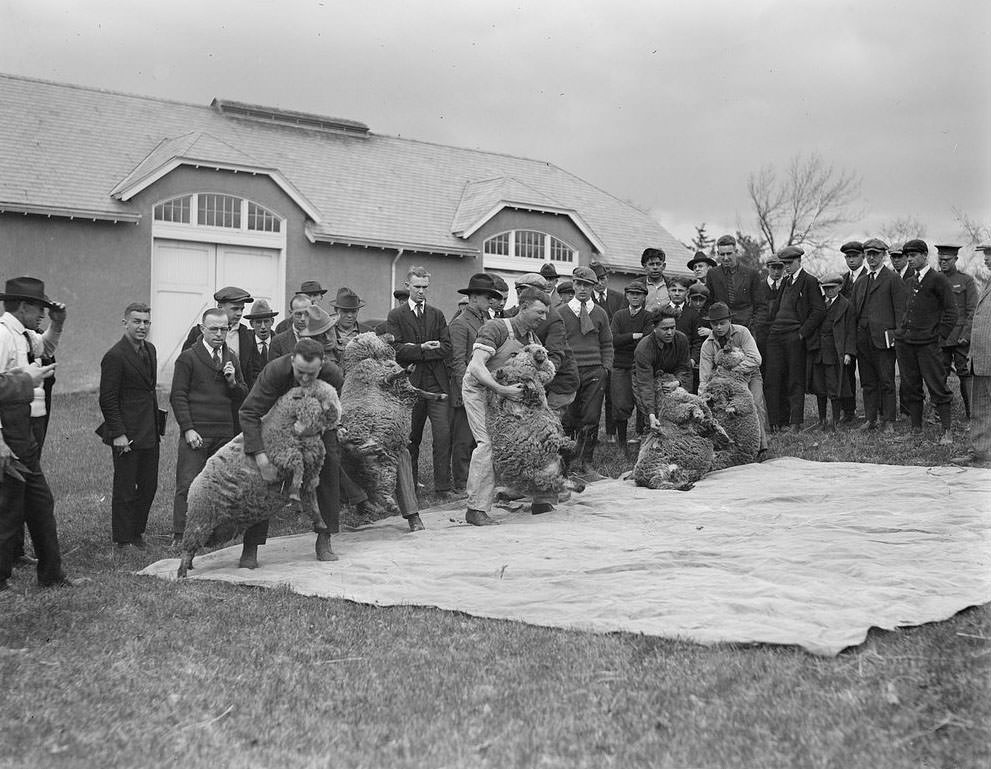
[482, 230, 576, 264]
[153, 194, 281, 233]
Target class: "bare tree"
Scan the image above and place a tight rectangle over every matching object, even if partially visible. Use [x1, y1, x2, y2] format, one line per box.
[879, 216, 927, 245]
[746, 153, 862, 255]
[952, 207, 991, 283]
[691, 223, 715, 254]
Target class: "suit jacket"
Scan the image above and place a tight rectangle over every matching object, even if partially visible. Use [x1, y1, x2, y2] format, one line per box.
[896, 268, 957, 345]
[705, 264, 763, 328]
[268, 328, 301, 360]
[941, 269, 978, 347]
[386, 303, 452, 395]
[239, 353, 343, 456]
[817, 295, 857, 366]
[182, 323, 254, 359]
[169, 342, 248, 438]
[98, 336, 160, 449]
[240, 333, 278, 389]
[769, 270, 826, 350]
[853, 266, 908, 349]
[592, 289, 627, 320]
[752, 275, 780, 346]
[970, 281, 991, 376]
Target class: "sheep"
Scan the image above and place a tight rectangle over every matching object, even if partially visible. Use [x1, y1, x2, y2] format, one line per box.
[632, 374, 730, 490]
[176, 380, 340, 578]
[700, 345, 761, 470]
[485, 343, 584, 498]
[338, 332, 420, 519]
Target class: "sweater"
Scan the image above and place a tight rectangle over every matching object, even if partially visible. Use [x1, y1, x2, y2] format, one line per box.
[558, 301, 614, 369]
[610, 307, 656, 369]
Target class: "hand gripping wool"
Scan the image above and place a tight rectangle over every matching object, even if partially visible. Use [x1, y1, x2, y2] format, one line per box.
[177, 380, 340, 578]
[632, 374, 730, 490]
[485, 343, 582, 497]
[700, 345, 761, 471]
[338, 332, 420, 518]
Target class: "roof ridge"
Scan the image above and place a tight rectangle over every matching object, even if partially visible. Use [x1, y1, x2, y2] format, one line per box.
[0, 71, 213, 111]
[373, 131, 559, 168]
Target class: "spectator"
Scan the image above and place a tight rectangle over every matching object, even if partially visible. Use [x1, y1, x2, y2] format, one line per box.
[808, 275, 856, 432]
[634, 307, 693, 429]
[663, 276, 706, 392]
[838, 241, 868, 423]
[889, 244, 916, 282]
[852, 238, 909, 434]
[590, 261, 624, 443]
[270, 294, 312, 358]
[325, 288, 376, 365]
[687, 251, 717, 284]
[488, 275, 509, 318]
[687, 282, 711, 317]
[641, 247, 671, 314]
[242, 299, 279, 389]
[706, 234, 763, 329]
[610, 280, 654, 452]
[274, 280, 328, 335]
[951, 244, 991, 466]
[540, 263, 563, 306]
[387, 266, 454, 499]
[98, 302, 162, 549]
[936, 244, 978, 420]
[182, 286, 254, 360]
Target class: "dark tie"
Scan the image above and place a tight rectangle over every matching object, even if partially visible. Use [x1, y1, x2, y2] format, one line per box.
[725, 269, 737, 306]
[260, 341, 268, 359]
[579, 301, 595, 334]
[22, 331, 35, 364]
[212, 348, 221, 370]
[138, 342, 150, 375]
[414, 303, 423, 319]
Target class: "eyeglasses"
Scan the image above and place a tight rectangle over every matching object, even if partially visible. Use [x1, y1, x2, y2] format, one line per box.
[204, 326, 228, 333]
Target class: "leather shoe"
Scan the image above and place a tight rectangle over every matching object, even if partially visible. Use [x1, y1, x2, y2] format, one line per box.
[465, 509, 498, 526]
[406, 513, 425, 532]
[531, 502, 554, 515]
[238, 544, 259, 569]
[315, 531, 338, 561]
[171, 534, 183, 549]
[13, 554, 38, 568]
[132, 536, 147, 550]
[858, 421, 877, 432]
[435, 489, 467, 502]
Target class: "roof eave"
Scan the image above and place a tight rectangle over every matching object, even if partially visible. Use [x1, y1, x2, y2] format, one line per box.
[305, 224, 478, 258]
[0, 201, 141, 223]
[456, 201, 607, 254]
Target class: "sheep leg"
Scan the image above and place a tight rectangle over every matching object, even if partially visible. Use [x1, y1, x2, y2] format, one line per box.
[177, 549, 195, 579]
[301, 486, 327, 532]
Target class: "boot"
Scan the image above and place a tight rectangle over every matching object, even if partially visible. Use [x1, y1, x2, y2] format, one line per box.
[405, 513, 425, 532]
[315, 531, 337, 561]
[238, 543, 258, 570]
[960, 376, 972, 420]
[616, 422, 628, 458]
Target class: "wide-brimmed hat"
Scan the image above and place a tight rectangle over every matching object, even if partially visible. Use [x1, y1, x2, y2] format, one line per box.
[706, 302, 732, 322]
[298, 280, 328, 295]
[0, 277, 54, 307]
[332, 287, 365, 310]
[457, 272, 503, 298]
[213, 286, 252, 304]
[243, 298, 279, 319]
[539, 263, 560, 280]
[298, 305, 334, 337]
[687, 252, 717, 269]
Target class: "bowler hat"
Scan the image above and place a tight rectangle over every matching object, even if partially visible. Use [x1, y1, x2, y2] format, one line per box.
[557, 280, 575, 295]
[862, 238, 889, 253]
[243, 298, 279, 319]
[935, 244, 961, 258]
[706, 302, 732, 322]
[0, 277, 54, 307]
[214, 286, 253, 304]
[840, 241, 864, 255]
[514, 273, 549, 291]
[298, 305, 335, 337]
[539, 263, 560, 280]
[571, 266, 598, 285]
[589, 261, 608, 279]
[819, 274, 844, 287]
[457, 272, 502, 298]
[687, 252, 717, 269]
[332, 287, 365, 310]
[298, 280, 328, 295]
[902, 239, 929, 255]
[624, 280, 648, 295]
[640, 247, 666, 266]
[776, 246, 805, 262]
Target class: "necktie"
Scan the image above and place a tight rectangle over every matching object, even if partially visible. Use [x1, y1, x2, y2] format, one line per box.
[414, 303, 423, 318]
[771, 279, 779, 291]
[138, 342, 150, 374]
[579, 301, 595, 334]
[869, 271, 876, 282]
[260, 341, 268, 359]
[22, 331, 35, 364]
[725, 269, 737, 306]
[212, 348, 221, 370]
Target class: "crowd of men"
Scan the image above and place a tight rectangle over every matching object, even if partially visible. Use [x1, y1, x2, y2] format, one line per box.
[1, 234, 989, 588]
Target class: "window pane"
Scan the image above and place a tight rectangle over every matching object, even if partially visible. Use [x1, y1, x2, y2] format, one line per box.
[514, 230, 545, 260]
[247, 201, 280, 232]
[550, 236, 575, 263]
[153, 195, 191, 223]
[484, 232, 510, 256]
[198, 194, 241, 228]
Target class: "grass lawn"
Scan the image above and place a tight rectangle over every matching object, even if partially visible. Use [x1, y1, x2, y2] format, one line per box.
[2, 390, 989, 769]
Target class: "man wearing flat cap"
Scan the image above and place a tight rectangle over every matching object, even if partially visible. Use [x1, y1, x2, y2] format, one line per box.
[808, 275, 857, 431]
[936, 244, 978, 420]
[242, 299, 279, 388]
[275, 280, 328, 335]
[609, 280, 655, 451]
[838, 241, 868, 422]
[706, 235, 763, 330]
[764, 246, 825, 432]
[640, 248, 671, 314]
[894, 240, 957, 444]
[852, 238, 909, 433]
[589, 261, 625, 443]
[182, 286, 254, 362]
[889, 244, 916, 283]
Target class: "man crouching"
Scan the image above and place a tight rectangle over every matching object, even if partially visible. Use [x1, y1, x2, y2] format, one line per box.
[238, 337, 343, 565]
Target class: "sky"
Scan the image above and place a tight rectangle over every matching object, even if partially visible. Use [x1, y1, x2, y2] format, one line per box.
[2, 0, 989, 265]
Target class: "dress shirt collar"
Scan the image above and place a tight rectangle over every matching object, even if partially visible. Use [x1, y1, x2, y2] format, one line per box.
[916, 264, 931, 281]
[202, 339, 220, 358]
[567, 297, 589, 315]
[408, 298, 425, 314]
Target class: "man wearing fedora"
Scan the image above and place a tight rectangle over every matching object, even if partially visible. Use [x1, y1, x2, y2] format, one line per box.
[274, 280, 327, 335]
[169, 308, 249, 548]
[539, 263, 562, 306]
[270, 294, 313, 359]
[326, 288, 376, 365]
[182, 286, 254, 363]
[98, 302, 162, 550]
[0, 277, 71, 589]
[387, 266, 454, 499]
[0, 276, 67, 567]
[688, 252, 717, 284]
[449, 273, 503, 493]
[242, 299, 279, 389]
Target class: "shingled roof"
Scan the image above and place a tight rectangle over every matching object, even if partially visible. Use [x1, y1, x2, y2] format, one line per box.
[0, 73, 690, 270]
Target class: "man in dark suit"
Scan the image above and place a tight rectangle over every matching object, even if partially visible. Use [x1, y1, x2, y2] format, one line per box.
[853, 238, 909, 433]
[241, 299, 279, 389]
[99, 302, 162, 548]
[838, 241, 868, 423]
[274, 280, 327, 335]
[895, 239, 958, 444]
[808, 275, 857, 431]
[609, 280, 654, 449]
[937, 244, 978, 419]
[386, 266, 454, 498]
[889, 244, 917, 282]
[590, 260, 625, 442]
[182, 287, 254, 364]
[269, 294, 312, 359]
[706, 234, 763, 330]
[765, 246, 826, 432]
[169, 308, 249, 549]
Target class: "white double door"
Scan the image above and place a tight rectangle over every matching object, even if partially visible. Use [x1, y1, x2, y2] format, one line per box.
[151, 238, 283, 385]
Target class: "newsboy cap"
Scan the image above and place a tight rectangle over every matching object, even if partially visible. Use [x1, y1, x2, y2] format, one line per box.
[888, 243, 904, 256]
[902, 239, 929, 255]
[819, 274, 844, 287]
[571, 266, 598, 285]
[556, 280, 575, 295]
[213, 286, 253, 304]
[393, 288, 410, 301]
[624, 280, 648, 295]
[839, 241, 864, 255]
[776, 246, 805, 262]
[589, 261, 608, 279]
[861, 238, 889, 253]
[688, 282, 710, 297]
[539, 262, 560, 280]
[514, 273, 549, 290]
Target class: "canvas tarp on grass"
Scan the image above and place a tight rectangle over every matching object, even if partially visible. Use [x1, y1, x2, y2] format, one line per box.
[140, 457, 991, 656]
